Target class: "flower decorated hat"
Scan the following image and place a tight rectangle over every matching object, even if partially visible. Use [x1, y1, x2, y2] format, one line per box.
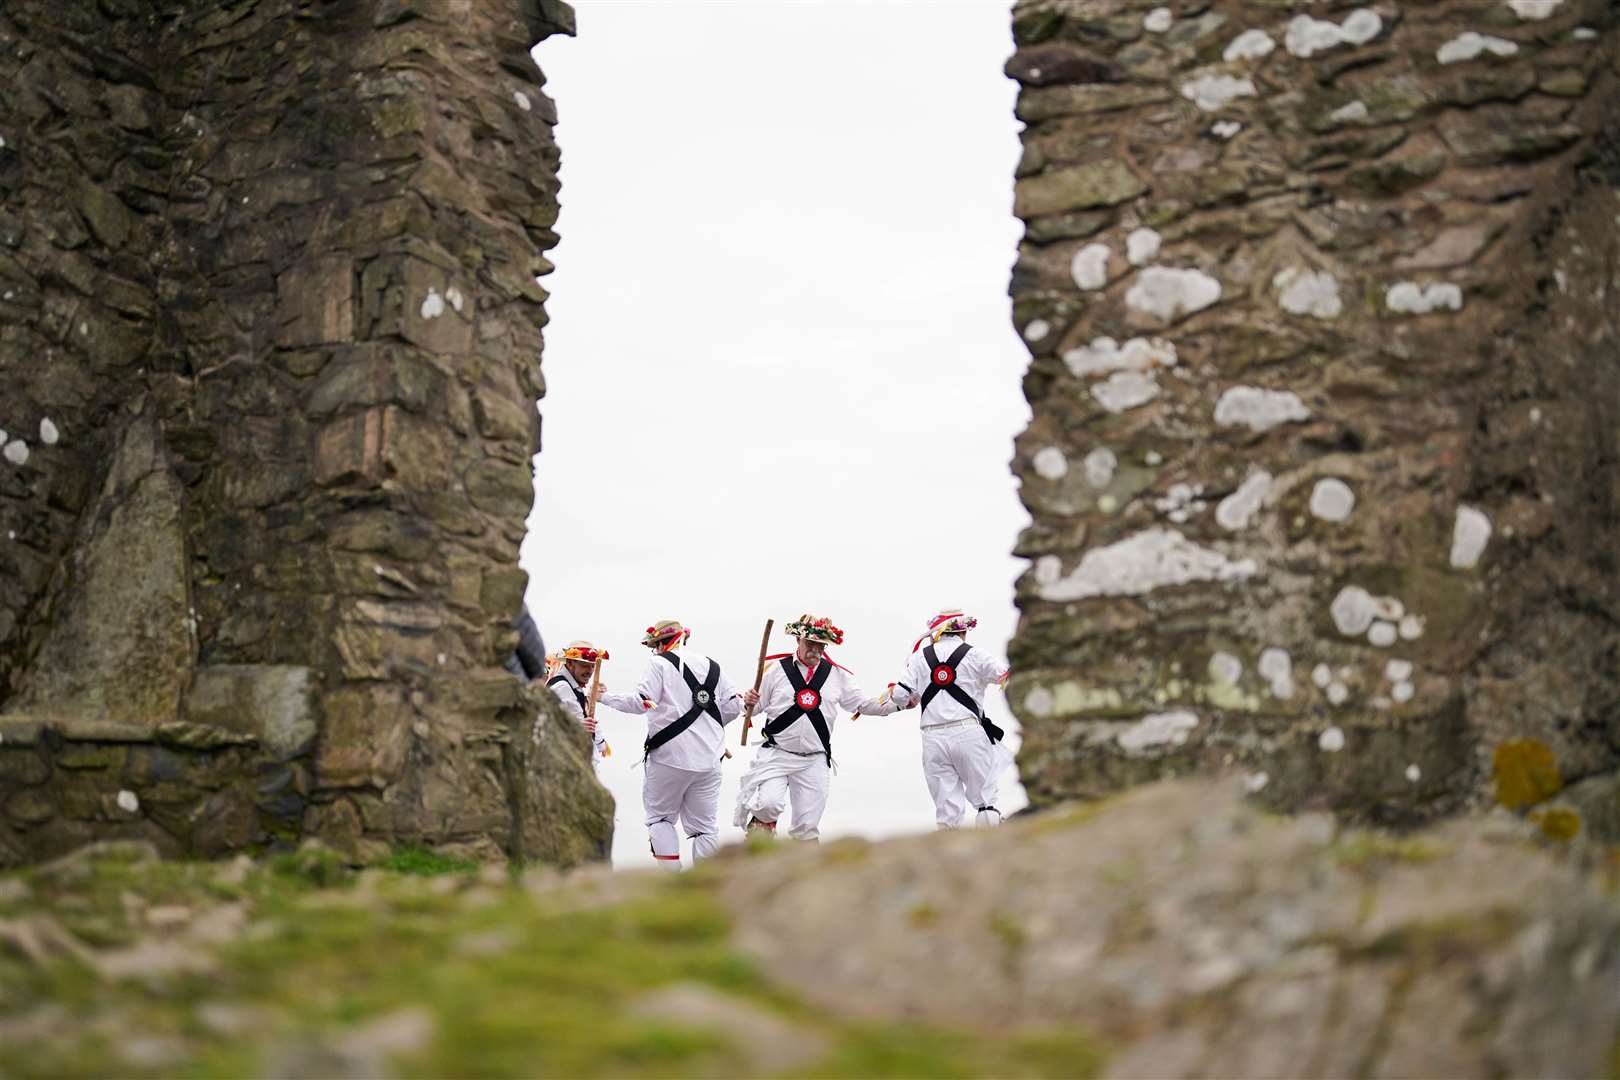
[784, 614, 844, 646]
[641, 619, 690, 650]
[913, 608, 977, 650]
[559, 640, 608, 664]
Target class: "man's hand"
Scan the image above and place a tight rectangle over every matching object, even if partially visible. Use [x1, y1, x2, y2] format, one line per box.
[740, 688, 760, 709]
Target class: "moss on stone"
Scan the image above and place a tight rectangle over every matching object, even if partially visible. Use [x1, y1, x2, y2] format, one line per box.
[1493, 739, 1562, 812]
[1531, 808, 1581, 843]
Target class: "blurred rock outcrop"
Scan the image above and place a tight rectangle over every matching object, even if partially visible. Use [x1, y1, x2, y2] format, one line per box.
[0, 0, 609, 866]
[1007, 0, 1620, 838]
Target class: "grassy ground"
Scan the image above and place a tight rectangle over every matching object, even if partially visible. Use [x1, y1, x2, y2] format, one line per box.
[0, 844, 1103, 1078]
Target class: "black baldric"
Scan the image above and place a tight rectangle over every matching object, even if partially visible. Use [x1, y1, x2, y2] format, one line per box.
[921, 642, 1005, 744]
[547, 675, 587, 714]
[643, 652, 722, 756]
[762, 656, 836, 766]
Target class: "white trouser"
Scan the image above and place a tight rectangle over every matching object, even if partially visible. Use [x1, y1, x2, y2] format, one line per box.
[921, 720, 1007, 829]
[733, 745, 831, 841]
[643, 760, 722, 870]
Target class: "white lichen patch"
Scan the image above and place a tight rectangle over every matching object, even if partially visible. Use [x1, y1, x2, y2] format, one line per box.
[1024, 686, 1055, 717]
[1508, 0, 1562, 18]
[1450, 505, 1492, 569]
[1212, 121, 1243, 140]
[1155, 482, 1207, 524]
[1244, 771, 1270, 793]
[1023, 319, 1051, 343]
[1274, 268, 1343, 319]
[1214, 386, 1310, 433]
[1037, 527, 1258, 602]
[116, 789, 140, 813]
[1573, 27, 1597, 40]
[3, 440, 28, 466]
[1386, 281, 1464, 314]
[1145, 451, 1164, 466]
[446, 286, 465, 312]
[1084, 447, 1118, 490]
[420, 288, 445, 319]
[1180, 73, 1257, 112]
[1258, 647, 1295, 699]
[1368, 621, 1398, 648]
[1071, 243, 1112, 291]
[1092, 371, 1162, 413]
[1399, 614, 1425, 640]
[1118, 710, 1198, 753]
[1208, 651, 1244, 686]
[1312, 662, 1333, 689]
[1033, 446, 1069, 480]
[1329, 101, 1370, 125]
[1393, 681, 1415, 703]
[1127, 266, 1222, 322]
[1384, 659, 1414, 683]
[1286, 10, 1383, 58]
[1309, 478, 1355, 522]
[1326, 682, 1350, 706]
[1330, 585, 1378, 636]
[1319, 725, 1346, 751]
[1216, 470, 1272, 531]
[1144, 7, 1173, 33]
[1405, 763, 1422, 782]
[1437, 32, 1520, 64]
[1126, 227, 1163, 267]
[1224, 28, 1276, 63]
[38, 418, 58, 445]
[1064, 336, 1178, 378]
[513, 91, 532, 111]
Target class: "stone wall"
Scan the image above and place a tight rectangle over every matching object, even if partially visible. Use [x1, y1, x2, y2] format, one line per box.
[0, 0, 611, 866]
[1007, 0, 1620, 836]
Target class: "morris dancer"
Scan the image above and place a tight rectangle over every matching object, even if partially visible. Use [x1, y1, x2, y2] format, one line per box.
[544, 640, 609, 766]
[886, 609, 1010, 828]
[596, 619, 742, 869]
[732, 614, 900, 841]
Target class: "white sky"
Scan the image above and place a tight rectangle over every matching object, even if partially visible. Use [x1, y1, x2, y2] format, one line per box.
[525, 0, 1030, 868]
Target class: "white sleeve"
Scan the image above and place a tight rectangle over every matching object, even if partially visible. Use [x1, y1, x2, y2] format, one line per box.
[597, 662, 659, 715]
[547, 680, 585, 722]
[837, 672, 897, 716]
[889, 653, 926, 708]
[714, 659, 744, 724]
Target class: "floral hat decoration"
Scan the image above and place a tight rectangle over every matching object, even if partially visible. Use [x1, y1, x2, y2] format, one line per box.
[641, 619, 690, 650]
[559, 640, 608, 664]
[785, 614, 844, 646]
[912, 609, 978, 651]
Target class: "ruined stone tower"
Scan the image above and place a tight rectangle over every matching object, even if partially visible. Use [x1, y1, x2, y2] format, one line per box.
[1006, 0, 1620, 836]
[0, 0, 610, 865]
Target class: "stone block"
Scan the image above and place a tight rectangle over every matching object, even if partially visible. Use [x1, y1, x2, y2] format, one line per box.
[5, 787, 56, 825]
[465, 456, 534, 519]
[0, 747, 50, 784]
[306, 343, 451, 418]
[275, 256, 355, 348]
[398, 256, 474, 355]
[186, 665, 318, 760]
[313, 406, 390, 487]
[1014, 160, 1147, 218]
[316, 684, 413, 789]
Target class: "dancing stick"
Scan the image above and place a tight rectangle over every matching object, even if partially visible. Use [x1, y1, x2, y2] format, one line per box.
[739, 618, 773, 746]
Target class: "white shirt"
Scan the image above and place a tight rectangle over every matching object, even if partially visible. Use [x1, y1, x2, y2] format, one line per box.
[751, 655, 897, 756]
[546, 669, 590, 724]
[890, 636, 1009, 727]
[598, 649, 742, 770]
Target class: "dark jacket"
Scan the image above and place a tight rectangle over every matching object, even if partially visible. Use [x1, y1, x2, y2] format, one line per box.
[504, 606, 546, 680]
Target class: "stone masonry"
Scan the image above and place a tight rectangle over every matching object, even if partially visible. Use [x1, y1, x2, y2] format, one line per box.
[0, 0, 611, 866]
[1007, 0, 1620, 837]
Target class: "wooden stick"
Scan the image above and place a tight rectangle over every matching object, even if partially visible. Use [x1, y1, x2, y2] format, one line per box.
[739, 617, 773, 746]
[585, 656, 604, 730]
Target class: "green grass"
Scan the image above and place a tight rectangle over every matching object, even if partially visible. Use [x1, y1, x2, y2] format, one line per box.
[376, 846, 481, 877]
[0, 850, 1107, 1079]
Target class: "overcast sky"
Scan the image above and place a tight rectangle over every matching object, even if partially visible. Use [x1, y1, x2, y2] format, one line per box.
[527, 0, 1030, 868]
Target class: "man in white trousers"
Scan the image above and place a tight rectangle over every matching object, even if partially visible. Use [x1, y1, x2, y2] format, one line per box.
[596, 619, 742, 869]
[732, 614, 900, 840]
[887, 609, 1011, 828]
[543, 640, 609, 766]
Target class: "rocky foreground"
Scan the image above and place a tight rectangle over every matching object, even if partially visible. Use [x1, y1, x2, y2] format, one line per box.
[0, 780, 1615, 1078]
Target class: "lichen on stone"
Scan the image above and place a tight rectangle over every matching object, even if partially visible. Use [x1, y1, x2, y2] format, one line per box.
[1035, 527, 1257, 601]
[1493, 739, 1562, 811]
